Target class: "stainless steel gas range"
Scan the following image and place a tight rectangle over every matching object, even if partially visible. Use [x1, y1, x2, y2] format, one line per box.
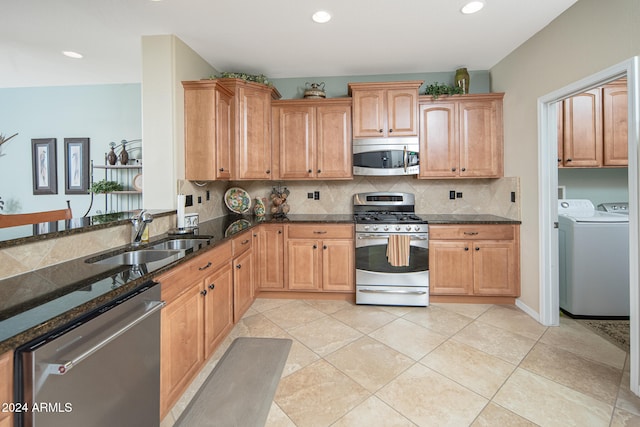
[353, 192, 429, 306]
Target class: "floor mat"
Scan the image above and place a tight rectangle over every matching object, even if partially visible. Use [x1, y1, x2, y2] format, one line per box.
[175, 337, 292, 427]
[577, 319, 630, 352]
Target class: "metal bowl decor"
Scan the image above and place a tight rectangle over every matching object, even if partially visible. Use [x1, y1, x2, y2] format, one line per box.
[270, 186, 290, 218]
[304, 82, 326, 98]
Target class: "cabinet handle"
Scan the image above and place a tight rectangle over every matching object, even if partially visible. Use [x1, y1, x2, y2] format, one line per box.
[451, 167, 456, 172]
[236, 264, 242, 269]
[219, 167, 225, 172]
[323, 245, 327, 250]
[475, 247, 480, 251]
[266, 169, 271, 174]
[209, 283, 215, 290]
[308, 169, 312, 173]
[378, 129, 384, 133]
[389, 129, 393, 133]
[317, 169, 321, 174]
[461, 167, 466, 172]
[199, 261, 212, 271]
[313, 230, 327, 234]
[464, 247, 469, 251]
[200, 289, 207, 296]
[241, 239, 250, 245]
[557, 159, 562, 163]
[463, 231, 479, 236]
[566, 158, 573, 162]
[278, 230, 282, 234]
[313, 245, 317, 249]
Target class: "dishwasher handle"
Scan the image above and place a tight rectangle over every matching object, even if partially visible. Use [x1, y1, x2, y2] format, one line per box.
[46, 299, 165, 376]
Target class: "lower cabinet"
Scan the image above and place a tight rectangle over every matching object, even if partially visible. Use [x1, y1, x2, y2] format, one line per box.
[0, 351, 13, 427]
[232, 231, 255, 322]
[156, 241, 233, 419]
[254, 224, 285, 290]
[429, 224, 520, 297]
[285, 224, 354, 292]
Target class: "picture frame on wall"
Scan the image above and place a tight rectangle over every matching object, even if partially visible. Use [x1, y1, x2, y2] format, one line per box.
[64, 138, 90, 194]
[31, 138, 57, 195]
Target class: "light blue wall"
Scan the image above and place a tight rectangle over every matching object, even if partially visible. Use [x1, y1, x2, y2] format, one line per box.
[271, 70, 491, 99]
[558, 168, 628, 206]
[0, 84, 141, 217]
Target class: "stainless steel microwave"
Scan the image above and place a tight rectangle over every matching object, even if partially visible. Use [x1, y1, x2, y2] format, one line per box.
[353, 138, 419, 176]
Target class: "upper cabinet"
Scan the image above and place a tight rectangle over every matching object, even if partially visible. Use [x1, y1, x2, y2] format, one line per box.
[183, 80, 234, 181]
[558, 78, 627, 168]
[418, 93, 504, 179]
[272, 98, 352, 180]
[348, 81, 422, 138]
[217, 78, 282, 180]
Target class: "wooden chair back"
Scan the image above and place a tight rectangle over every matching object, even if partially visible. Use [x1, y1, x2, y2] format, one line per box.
[0, 207, 72, 228]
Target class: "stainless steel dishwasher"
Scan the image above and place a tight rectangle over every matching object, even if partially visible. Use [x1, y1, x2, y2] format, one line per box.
[14, 282, 164, 427]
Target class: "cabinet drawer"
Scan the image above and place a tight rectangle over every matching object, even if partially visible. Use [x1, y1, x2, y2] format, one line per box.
[429, 224, 515, 241]
[287, 224, 354, 239]
[232, 231, 253, 256]
[158, 241, 232, 302]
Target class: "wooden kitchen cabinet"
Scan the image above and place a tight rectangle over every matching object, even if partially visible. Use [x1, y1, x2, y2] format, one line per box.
[419, 93, 504, 178]
[348, 81, 422, 138]
[232, 231, 254, 322]
[285, 224, 354, 292]
[0, 351, 13, 427]
[217, 78, 282, 180]
[183, 80, 234, 180]
[156, 241, 233, 419]
[603, 79, 628, 166]
[272, 98, 352, 180]
[254, 224, 285, 290]
[429, 224, 520, 299]
[562, 88, 602, 167]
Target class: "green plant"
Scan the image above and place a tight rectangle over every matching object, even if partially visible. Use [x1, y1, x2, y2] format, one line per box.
[212, 72, 272, 86]
[89, 180, 123, 194]
[423, 82, 464, 99]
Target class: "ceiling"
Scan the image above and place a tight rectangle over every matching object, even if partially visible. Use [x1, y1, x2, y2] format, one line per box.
[1, 0, 578, 88]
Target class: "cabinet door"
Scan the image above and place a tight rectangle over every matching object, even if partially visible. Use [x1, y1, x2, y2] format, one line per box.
[215, 90, 233, 179]
[563, 89, 603, 167]
[287, 239, 321, 290]
[557, 102, 564, 167]
[458, 99, 503, 177]
[0, 351, 12, 427]
[233, 249, 254, 322]
[429, 240, 473, 295]
[386, 88, 419, 136]
[322, 239, 354, 291]
[352, 89, 386, 138]
[473, 241, 519, 296]
[276, 105, 315, 179]
[256, 225, 285, 289]
[160, 282, 204, 418]
[236, 86, 273, 179]
[603, 82, 628, 166]
[204, 263, 233, 358]
[184, 86, 218, 181]
[419, 102, 458, 178]
[316, 103, 353, 179]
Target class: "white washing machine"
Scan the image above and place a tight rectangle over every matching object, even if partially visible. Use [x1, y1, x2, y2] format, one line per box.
[558, 199, 629, 318]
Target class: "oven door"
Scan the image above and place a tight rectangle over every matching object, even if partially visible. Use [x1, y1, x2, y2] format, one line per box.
[353, 141, 419, 176]
[355, 232, 429, 306]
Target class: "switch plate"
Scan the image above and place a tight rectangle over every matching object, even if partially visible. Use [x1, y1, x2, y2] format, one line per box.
[197, 196, 202, 204]
[307, 192, 314, 199]
[456, 192, 463, 199]
[185, 195, 193, 207]
[206, 190, 210, 201]
[314, 191, 320, 200]
[449, 190, 455, 200]
[511, 191, 516, 203]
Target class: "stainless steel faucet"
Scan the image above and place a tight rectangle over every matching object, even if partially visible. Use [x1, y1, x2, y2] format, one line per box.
[131, 210, 153, 246]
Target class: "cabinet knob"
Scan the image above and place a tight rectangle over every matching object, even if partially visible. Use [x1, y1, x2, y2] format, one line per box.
[475, 247, 480, 251]
[236, 264, 242, 269]
[461, 167, 466, 172]
[566, 159, 573, 162]
[464, 247, 469, 251]
[451, 167, 456, 172]
[379, 129, 384, 133]
[219, 167, 225, 172]
[557, 159, 562, 163]
[313, 245, 317, 249]
[308, 169, 312, 173]
[389, 129, 393, 133]
[200, 289, 207, 296]
[209, 283, 215, 290]
[266, 169, 271, 174]
[278, 230, 282, 234]
[323, 245, 327, 250]
[317, 169, 321, 174]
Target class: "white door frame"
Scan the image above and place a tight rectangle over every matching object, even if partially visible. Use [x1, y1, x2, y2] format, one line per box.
[537, 56, 640, 394]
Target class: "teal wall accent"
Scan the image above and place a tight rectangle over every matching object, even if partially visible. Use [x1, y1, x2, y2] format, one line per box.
[558, 168, 628, 206]
[0, 84, 142, 217]
[271, 70, 491, 99]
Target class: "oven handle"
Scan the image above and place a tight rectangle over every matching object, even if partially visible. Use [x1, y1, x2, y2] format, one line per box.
[44, 300, 165, 376]
[357, 234, 428, 240]
[359, 289, 428, 295]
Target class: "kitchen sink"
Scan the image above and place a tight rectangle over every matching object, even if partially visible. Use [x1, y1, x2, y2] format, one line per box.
[91, 249, 183, 265]
[150, 238, 210, 251]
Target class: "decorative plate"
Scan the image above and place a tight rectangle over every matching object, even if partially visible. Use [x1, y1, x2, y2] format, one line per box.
[225, 219, 251, 237]
[132, 173, 143, 192]
[224, 187, 251, 214]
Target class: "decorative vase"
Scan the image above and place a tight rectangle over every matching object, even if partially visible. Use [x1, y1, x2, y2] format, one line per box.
[107, 147, 117, 165]
[455, 67, 470, 94]
[254, 197, 266, 217]
[119, 141, 129, 165]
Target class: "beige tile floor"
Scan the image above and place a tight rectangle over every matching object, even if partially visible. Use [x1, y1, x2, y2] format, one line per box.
[161, 298, 640, 427]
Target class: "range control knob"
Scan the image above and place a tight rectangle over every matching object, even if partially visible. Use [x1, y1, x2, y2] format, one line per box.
[395, 226, 401, 231]
[363, 225, 370, 231]
[406, 225, 412, 231]
[414, 225, 421, 232]
[372, 226, 378, 231]
[383, 226, 389, 231]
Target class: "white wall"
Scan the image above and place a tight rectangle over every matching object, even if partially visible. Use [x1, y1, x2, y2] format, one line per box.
[491, 0, 640, 311]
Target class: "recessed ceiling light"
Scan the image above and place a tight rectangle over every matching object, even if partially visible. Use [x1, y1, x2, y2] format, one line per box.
[461, 0, 485, 14]
[62, 51, 83, 59]
[312, 10, 331, 24]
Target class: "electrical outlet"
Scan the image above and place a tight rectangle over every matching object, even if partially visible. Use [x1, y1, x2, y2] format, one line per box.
[314, 191, 320, 200]
[449, 190, 455, 200]
[206, 190, 210, 201]
[456, 192, 463, 199]
[307, 192, 314, 199]
[185, 195, 193, 207]
[197, 196, 202, 204]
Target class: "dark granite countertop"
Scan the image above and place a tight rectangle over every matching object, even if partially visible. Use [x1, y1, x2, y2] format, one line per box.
[0, 211, 518, 353]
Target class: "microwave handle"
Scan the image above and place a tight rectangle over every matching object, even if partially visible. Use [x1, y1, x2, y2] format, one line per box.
[403, 146, 408, 173]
